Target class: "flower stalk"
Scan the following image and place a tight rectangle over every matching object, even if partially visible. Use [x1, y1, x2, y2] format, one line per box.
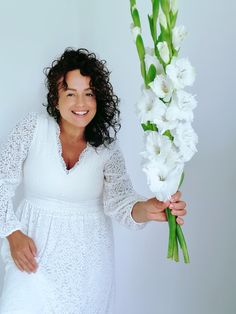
[130, 0, 197, 263]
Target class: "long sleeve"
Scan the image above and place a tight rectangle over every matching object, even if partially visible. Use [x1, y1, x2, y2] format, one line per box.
[103, 140, 149, 231]
[0, 112, 38, 238]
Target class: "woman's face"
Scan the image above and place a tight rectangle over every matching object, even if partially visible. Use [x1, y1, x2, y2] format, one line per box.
[57, 69, 97, 131]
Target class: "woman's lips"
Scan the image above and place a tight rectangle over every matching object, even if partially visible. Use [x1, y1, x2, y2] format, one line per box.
[72, 110, 89, 116]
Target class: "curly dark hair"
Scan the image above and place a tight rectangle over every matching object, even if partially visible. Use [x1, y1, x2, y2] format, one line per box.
[43, 47, 121, 148]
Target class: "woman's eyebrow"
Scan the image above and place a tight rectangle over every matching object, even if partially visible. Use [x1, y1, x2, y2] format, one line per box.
[66, 87, 93, 91]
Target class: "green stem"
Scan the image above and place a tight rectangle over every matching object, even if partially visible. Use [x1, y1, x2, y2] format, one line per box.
[165, 208, 172, 258]
[173, 233, 179, 262]
[176, 224, 190, 263]
[166, 207, 176, 259]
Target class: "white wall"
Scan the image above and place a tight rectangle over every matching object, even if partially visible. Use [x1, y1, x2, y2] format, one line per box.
[0, 0, 80, 135]
[0, 1, 235, 314]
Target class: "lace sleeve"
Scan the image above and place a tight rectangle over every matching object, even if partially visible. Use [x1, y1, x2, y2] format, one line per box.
[103, 141, 149, 231]
[0, 112, 38, 238]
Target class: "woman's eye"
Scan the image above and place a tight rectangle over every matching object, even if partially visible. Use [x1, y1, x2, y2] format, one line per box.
[86, 93, 94, 97]
[67, 93, 75, 97]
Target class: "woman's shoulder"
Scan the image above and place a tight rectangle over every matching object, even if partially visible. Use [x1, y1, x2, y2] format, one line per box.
[21, 110, 54, 121]
[100, 139, 122, 162]
[17, 110, 48, 126]
[20, 111, 56, 129]
[12, 111, 55, 143]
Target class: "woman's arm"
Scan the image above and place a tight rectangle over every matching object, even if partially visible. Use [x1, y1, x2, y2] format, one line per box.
[103, 140, 149, 230]
[0, 112, 38, 238]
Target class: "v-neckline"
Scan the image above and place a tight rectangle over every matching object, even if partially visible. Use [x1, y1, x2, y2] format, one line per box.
[53, 118, 91, 175]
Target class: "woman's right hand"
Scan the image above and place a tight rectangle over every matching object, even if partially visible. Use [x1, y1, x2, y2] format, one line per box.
[6, 230, 38, 273]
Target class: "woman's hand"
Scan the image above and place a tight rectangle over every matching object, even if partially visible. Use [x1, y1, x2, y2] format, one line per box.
[145, 191, 187, 225]
[6, 230, 38, 274]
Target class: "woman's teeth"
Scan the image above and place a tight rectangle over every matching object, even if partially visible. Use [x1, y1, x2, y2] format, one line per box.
[72, 110, 88, 116]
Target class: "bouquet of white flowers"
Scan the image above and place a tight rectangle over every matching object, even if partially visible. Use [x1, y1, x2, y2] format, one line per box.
[130, 0, 198, 263]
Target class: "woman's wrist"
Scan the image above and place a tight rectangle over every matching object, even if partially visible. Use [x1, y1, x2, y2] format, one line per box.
[131, 201, 149, 223]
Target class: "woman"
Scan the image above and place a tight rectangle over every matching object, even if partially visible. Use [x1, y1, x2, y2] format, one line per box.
[0, 48, 187, 313]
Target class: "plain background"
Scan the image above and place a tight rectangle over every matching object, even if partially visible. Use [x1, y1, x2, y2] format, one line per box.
[0, 1, 235, 313]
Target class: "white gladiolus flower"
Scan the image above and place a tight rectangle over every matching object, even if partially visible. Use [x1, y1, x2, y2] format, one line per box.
[140, 131, 182, 167]
[159, 5, 168, 29]
[140, 131, 172, 162]
[152, 106, 179, 135]
[142, 160, 184, 201]
[172, 122, 198, 162]
[153, 117, 179, 135]
[135, 86, 166, 123]
[172, 25, 187, 50]
[166, 57, 196, 89]
[145, 47, 164, 75]
[130, 23, 141, 42]
[135, 87, 177, 134]
[157, 41, 170, 64]
[170, 0, 178, 14]
[149, 74, 173, 102]
[166, 90, 197, 122]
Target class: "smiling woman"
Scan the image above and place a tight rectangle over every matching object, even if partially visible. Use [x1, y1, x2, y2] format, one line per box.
[0, 47, 150, 314]
[0, 47, 187, 314]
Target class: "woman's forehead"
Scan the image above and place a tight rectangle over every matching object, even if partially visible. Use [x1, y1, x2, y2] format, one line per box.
[58, 70, 92, 91]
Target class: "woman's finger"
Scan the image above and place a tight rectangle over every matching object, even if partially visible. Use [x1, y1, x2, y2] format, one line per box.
[171, 190, 181, 202]
[170, 201, 186, 210]
[18, 255, 35, 273]
[13, 258, 24, 272]
[176, 217, 184, 225]
[171, 209, 187, 216]
[24, 250, 38, 270]
[147, 212, 167, 222]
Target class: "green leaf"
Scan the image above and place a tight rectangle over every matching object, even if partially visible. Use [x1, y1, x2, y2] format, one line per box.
[153, 0, 159, 20]
[140, 60, 147, 83]
[136, 34, 145, 60]
[163, 129, 174, 141]
[152, 0, 159, 43]
[170, 11, 178, 28]
[141, 121, 158, 132]
[132, 8, 141, 27]
[148, 14, 154, 40]
[172, 49, 179, 58]
[159, 25, 170, 42]
[130, 0, 136, 7]
[147, 64, 157, 83]
[178, 171, 185, 189]
[160, 0, 170, 16]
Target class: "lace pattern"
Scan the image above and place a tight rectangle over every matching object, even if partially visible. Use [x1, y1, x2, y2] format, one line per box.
[0, 112, 38, 238]
[103, 141, 149, 230]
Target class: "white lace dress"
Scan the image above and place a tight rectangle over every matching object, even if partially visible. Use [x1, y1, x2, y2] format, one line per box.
[0, 112, 149, 314]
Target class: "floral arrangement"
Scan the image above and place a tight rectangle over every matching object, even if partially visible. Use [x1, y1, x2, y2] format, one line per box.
[130, 0, 198, 263]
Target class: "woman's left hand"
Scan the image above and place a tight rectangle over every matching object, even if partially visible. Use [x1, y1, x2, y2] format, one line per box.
[145, 191, 187, 225]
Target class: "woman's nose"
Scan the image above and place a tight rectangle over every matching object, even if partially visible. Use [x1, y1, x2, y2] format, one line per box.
[75, 94, 85, 106]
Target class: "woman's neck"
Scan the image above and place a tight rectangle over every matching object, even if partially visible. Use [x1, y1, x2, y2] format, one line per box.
[59, 118, 86, 143]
